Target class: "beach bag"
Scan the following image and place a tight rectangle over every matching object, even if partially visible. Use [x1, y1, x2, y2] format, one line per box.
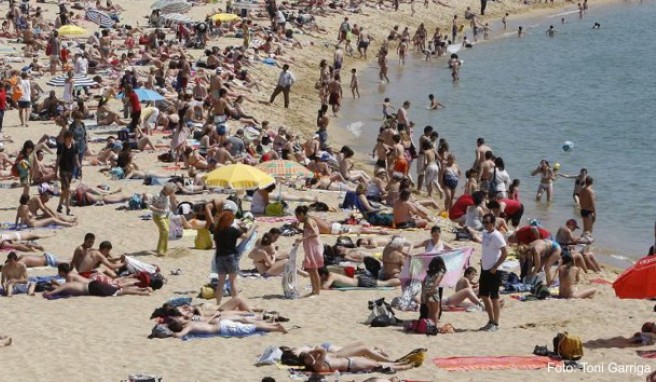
[530, 281, 551, 300]
[553, 332, 583, 360]
[363, 256, 382, 279]
[366, 212, 393, 227]
[147, 325, 172, 340]
[198, 284, 215, 299]
[265, 201, 287, 217]
[168, 215, 183, 240]
[405, 319, 438, 335]
[195, 228, 212, 250]
[366, 298, 398, 327]
[256, 346, 283, 366]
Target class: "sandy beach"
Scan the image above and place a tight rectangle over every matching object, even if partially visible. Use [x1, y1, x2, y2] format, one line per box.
[0, 0, 654, 381]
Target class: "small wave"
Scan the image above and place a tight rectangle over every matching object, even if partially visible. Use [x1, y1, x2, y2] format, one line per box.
[549, 10, 579, 18]
[346, 121, 363, 137]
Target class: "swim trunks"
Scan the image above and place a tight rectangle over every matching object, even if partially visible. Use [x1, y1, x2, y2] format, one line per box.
[396, 221, 416, 229]
[218, 319, 258, 337]
[580, 209, 593, 218]
[331, 222, 350, 235]
[87, 280, 119, 297]
[43, 252, 58, 267]
[356, 275, 378, 288]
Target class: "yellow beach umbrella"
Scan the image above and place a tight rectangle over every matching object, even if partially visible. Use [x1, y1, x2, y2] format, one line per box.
[211, 13, 240, 22]
[204, 164, 275, 190]
[57, 25, 89, 37]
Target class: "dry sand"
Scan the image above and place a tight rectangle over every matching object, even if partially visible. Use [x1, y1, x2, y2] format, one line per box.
[0, 0, 652, 381]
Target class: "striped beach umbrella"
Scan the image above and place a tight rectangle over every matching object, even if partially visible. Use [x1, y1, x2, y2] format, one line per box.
[257, 160, 313, 179]
[85, 9, 115, 28]
[152, 0, 192, 14]
[159, 12, 193, 24]
[47, 74, 97, 87]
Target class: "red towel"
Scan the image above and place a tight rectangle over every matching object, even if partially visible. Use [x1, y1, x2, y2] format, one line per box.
[433, 355, 562, 371]
[637, 351, 656, 359]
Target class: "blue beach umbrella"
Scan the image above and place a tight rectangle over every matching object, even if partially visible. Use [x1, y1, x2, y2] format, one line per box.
[116, 88, 165, 103]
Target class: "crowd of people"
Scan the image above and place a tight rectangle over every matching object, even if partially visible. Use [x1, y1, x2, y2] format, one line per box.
[0, 0, 642, 380]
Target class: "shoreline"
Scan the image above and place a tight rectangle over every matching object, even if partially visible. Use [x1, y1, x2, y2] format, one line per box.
[328, 0, 641, 271]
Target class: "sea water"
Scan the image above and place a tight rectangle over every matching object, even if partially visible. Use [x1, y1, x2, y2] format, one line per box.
[338, 1, 656, 260]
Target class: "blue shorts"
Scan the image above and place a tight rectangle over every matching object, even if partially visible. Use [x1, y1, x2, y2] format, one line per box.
[18, 101, 31, 109]
[218, 319, 257, 336]
[215, 254, 238, 274]
[44, 253, 59, 267]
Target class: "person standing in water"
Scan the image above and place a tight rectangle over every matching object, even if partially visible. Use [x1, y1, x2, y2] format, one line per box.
[578, 177, 596, 236]
[428, 94, 445, 110]
[502, 13, 509, 30]
[517, 26, 524, 38]
[559, 168, 588, 206]
[531, 160, 555, 202]
[546, 25, 556, 37]
[378, 48, 390, 84]
[350, 69, 360, 98]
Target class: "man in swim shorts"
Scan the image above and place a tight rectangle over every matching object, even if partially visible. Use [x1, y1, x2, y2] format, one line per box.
[331, 222, 351, 235]
[167, 318, 287, 339]
[43, 263, 152, 298]
[16, 253, 60, 268]
[1, 252, 35, 296]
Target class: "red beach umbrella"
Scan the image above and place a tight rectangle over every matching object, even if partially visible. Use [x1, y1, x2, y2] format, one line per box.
[613, 255, 656, 299]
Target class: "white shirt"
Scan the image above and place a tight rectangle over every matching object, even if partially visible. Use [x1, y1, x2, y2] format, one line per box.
[277, 70, 295, 87]
[494, 169, 510, 194]
[481, 229, 506, 270]
[74, 56, 88, 75]
[18, 79, 31, 102]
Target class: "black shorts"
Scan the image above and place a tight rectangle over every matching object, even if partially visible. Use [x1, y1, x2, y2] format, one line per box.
[581, 209, 593, 218]
[59, 171, 73, 190]
[396, 221, 416, 229]
[376, 159, 386, 168]
[88, 280, 119, 297]
[509, 204, 524, 227]
[357, 275, 377, 288]
[479, 269, 501, 299]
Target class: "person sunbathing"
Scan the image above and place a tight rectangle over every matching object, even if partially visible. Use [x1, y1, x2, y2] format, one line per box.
[27, 184, 76, 222]
[319, 268, 397, 289]
[308, 176, 356, 192]
[283, 342, 406, 364]
[165, 317, 288, 339]
[43, 264, 152, 298]
[151, 297, 265, 322]
[1, 252, 35, 296]
[16, 195, 77, 229]
[380, 236, 412, 284]
[0, 230, 56, 243]
[72, 185, 132, 207]
[15, 253, 64, 267]
[441, 267, 484, 311]
[298, 347, 416, 373]
[31, 149, 57, 184]
[558, 254, 596, 299]
[183, 147, 209, 170]
[356, 237, 395, 249]
[71, 238, 125, 277]
[1, 240, 44, 253]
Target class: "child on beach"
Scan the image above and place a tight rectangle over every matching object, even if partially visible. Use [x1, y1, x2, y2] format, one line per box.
[509, 179, 521, 201]
[382, 98, 394, 120]
[350, 68, 360, 98]
[421, 257, 446, 324]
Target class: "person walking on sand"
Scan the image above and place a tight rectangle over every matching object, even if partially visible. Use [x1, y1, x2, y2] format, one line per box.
[328, 74, 343, 116]
[150, 183, 178, 257]
[350, 69, 360, 98]
[55, 131, 80, 216]
[17, 72, 31, 127]
[578, 177, 596, 236]
[480, 0, 488, 15]
[295, 205, 323, 297]
[479, 213, 508, 332]
[269, 65, 295, 108]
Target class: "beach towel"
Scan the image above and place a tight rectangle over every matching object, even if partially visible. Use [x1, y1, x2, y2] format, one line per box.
[637, 350, 656, 359]
[433, 356, 562, 371]
[400, 248, 473, 288]
[181, 331, 265, 341]
[282, 245, 300, 299]
[255, 216, 298, 223]
[124, 256, 159, 274]
[331, 286, 397, 291]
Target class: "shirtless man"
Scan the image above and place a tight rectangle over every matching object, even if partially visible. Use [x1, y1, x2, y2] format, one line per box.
[377, 49, 390, 83]
[380, 237, 412, 284]
[556, 219, 601, 272]
[31, 150, 57, 184]
[393, 190, 428, 229]
[212, 141, 236, 166]
[372, 137, 390, 173]
[319, 268, 397, 289]
[43, 263, 152, 298]
[578, 177, 596, 235]
[16, 253, 64, 268]
[397, 39, 408, 66]
[479, 151, 495, 192]
[558, 254, 596, 299]
[210, 88, 232, 124]
[396, 101, 410, 130]
[356, 237, 394, 249]
[70, 235, 124, 277]
[327, 74, 343, 116]
[27, 184, 75, 222]
[166, 316, 287, 339]
[1, 252, 35, 296]
[473, 137, 492, 170]
[304, 135, 321, 160]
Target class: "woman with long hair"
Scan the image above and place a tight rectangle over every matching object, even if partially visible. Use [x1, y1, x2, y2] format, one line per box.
[294, 205, 323, 297]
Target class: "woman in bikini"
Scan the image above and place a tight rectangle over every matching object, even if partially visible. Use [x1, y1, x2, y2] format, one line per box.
[248, 232, 289, 276]
[299, 347, 416, 374]
[559, 168, 588, 206]
[183, 147, 209, 170]
[531, 160, 555, 202]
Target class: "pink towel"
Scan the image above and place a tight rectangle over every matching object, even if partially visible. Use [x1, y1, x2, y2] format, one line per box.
[433, 355, 562, 371]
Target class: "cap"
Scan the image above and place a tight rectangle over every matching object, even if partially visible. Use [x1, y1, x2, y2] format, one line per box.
[223, 201, 238, 214]
[566, 219, 580, 230]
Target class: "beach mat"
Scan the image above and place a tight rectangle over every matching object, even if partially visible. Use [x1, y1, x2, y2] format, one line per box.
[433, 355, 562, 371]
[331, 286, 397, 291]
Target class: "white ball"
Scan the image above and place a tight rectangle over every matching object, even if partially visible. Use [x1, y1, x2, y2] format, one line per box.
[562, 141, 574, 152]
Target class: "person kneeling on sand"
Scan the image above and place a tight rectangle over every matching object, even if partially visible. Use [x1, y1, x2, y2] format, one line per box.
[442, 267, 484, 311]
[43, 263, 152, 298]
[558, 254, 596, 299]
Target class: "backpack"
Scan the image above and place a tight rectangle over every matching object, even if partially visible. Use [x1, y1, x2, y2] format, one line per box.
[405, 318, 438, 335]
[553, 332, 583, 360]
[531, 281, 551, 300]
[366, 298, 400, 327]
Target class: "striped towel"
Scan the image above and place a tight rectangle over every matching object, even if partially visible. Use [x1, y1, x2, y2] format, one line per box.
[433, 356, 562, 371]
